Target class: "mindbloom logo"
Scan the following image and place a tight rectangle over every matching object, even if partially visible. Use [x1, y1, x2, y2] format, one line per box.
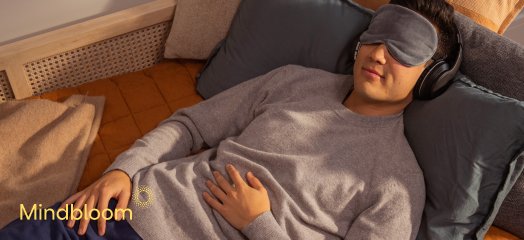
[133, 185, 154, 208]
[19, 204, 132, 221]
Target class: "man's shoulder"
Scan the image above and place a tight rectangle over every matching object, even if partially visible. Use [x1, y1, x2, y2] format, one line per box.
[272, 64, 348, 80]
[261, 64, 352, 99]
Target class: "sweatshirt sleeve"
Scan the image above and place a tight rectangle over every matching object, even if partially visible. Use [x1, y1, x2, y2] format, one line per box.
[104, 66, 284, 179]
[344, 175, 425, 240]
[241, 211, 291, 240]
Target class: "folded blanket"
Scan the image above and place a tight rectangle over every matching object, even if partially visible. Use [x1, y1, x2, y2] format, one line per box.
[0, 95, 104, 228]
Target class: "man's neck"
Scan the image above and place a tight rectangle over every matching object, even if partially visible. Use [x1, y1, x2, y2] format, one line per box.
[343, 92, 410, 117]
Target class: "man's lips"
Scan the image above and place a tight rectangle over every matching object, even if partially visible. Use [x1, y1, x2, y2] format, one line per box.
[363, 67, 384, 78]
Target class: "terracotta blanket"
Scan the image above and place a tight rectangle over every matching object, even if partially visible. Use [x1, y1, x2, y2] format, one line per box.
[0, 95, 104, 228]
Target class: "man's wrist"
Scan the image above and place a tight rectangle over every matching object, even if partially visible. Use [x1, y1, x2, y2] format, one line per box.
[106, 169, 131, 181]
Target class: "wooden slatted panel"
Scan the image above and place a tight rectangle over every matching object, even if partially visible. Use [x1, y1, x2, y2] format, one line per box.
[24, 21, 171, 96]
[0, 71, 15, 102]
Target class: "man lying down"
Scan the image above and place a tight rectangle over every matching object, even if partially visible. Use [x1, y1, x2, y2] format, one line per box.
[0, 0, 462, 239]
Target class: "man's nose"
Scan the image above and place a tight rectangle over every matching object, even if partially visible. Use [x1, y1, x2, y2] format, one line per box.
[369, 44, 387, 65]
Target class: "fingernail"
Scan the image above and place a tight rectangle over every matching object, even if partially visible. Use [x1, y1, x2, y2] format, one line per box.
[247, 171, 253, 177]
[227, 164, 233, 169]
[213, 171, 219, 176]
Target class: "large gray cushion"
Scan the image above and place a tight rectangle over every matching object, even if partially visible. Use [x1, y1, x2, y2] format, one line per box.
[454, 13, 524, 100]
[494, 171, 524, 238]
[453, 12, 524, 239]
[195, 0, 373, 98]
[405, 76, 524, 240]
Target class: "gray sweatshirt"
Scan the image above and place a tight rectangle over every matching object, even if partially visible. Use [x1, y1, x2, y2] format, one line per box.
[105, 64, 425, 240]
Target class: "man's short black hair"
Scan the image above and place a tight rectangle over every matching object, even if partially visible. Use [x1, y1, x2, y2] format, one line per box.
[389, 0, 458, 61]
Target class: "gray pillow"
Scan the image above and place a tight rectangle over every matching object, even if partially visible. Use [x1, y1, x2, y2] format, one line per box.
[195, 0, 373, 98]
[453, 12, 524, 238]
[405, 75, 524, 240]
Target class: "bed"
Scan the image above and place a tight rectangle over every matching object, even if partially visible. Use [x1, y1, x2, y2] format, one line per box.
[0, 0, 522, 239]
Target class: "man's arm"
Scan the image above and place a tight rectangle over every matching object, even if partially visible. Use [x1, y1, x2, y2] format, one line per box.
[104, 66, 283, 179]
[240, 211, 291, 240]
[344, 176, 425, 240]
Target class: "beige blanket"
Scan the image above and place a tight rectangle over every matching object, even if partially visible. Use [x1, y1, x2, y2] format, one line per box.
[0, 95, 104, 228]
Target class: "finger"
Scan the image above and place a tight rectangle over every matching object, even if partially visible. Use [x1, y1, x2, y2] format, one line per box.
[202, 192, 225, 213]
[213, 171, 234, 194]
[247, 171, 265, 191]
[115, 190, 131, 221]
[206, 180, 227, 202]
[78, 195, 96, 235]
[226, 164, 247, 189]
[60, 191, 82, 210]
[97, 193, 111, 236]
[67, 194, 87, 228]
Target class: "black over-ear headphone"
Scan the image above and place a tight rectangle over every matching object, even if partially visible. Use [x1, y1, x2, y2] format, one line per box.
[413, 24, 463, 100]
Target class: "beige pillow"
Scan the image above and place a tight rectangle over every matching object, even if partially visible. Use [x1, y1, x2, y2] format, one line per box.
[352, 0, 524, 34]
[0, 95, 104, 228]
[164, 0, 241, 59]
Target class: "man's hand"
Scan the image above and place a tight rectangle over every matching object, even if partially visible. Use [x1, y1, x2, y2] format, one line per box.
[203, 164, 270, 230]
[59, 170, 131, 236]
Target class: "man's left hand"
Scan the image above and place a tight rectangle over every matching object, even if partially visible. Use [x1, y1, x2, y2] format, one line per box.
[203, 164, 270, 230]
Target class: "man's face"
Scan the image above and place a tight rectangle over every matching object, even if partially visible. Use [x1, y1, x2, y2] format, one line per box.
[352, 43, 428, 104]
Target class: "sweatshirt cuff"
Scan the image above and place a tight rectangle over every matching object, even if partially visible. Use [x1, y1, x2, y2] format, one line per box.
[241, 211, 291, 240]
[103, 154, 144, 180]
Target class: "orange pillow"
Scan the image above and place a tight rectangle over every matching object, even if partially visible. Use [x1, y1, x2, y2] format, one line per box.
[448, 0, 524, 33]
[351, 0, 524, 34]
[352, 0, 387, 11]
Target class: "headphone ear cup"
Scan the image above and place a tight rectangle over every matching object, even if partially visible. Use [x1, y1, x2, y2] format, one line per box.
[414, 60, 450, 99]
[414, 25, 463, 100]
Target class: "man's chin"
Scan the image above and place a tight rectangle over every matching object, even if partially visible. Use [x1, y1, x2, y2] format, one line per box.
[357, 91, 409, 106]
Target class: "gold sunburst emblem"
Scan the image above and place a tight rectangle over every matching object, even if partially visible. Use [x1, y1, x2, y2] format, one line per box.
[133, 185, 154, 208]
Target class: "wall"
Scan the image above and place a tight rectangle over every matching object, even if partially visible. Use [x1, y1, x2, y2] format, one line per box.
[0, 0, 153, 46]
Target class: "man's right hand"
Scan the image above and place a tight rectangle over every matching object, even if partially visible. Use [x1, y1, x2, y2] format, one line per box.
[59, 169, 132, 236]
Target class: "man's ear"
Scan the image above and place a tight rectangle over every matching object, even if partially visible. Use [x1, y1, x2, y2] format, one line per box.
[425, 59, 435, 67]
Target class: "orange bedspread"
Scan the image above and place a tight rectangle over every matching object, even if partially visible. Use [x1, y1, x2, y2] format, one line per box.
[32, 59, 519, 240]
